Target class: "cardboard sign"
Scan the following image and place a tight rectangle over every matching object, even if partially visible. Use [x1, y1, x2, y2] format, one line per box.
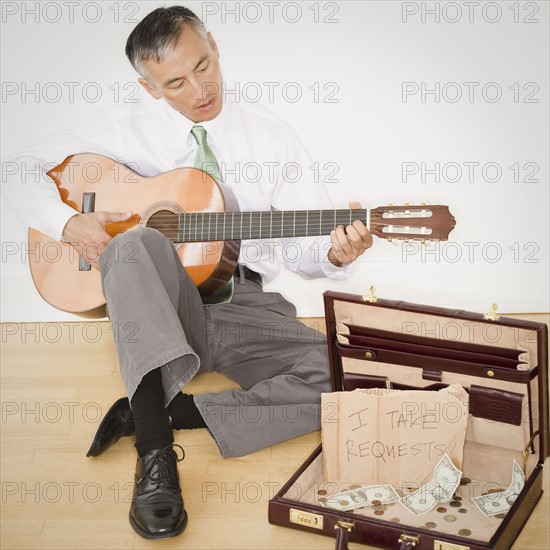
[321, 384, 469, 487]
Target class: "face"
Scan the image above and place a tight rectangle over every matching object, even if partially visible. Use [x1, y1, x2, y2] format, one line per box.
[139, 25, 223, 122]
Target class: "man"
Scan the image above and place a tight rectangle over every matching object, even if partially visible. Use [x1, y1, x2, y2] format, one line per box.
[3, 6, 372, 540]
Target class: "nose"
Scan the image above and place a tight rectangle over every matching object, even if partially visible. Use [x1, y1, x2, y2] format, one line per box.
[188, 77, 204, 102]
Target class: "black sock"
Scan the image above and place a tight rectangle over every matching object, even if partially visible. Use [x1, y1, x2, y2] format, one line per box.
[131, 368, 173, 457]
[168, 393, 206, 429]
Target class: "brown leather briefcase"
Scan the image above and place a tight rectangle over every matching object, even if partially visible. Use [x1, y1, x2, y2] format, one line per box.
[269, 290, 548, 550]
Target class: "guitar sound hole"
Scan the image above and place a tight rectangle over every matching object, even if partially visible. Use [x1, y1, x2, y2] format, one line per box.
[146, 210, 179, 242]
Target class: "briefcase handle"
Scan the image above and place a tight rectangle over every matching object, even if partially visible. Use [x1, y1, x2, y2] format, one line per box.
[334, 521, 353, 550]
[334, 521, 420, 550]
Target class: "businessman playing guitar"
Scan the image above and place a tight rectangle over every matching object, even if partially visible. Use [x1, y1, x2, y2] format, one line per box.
[3, 5, 453, 541]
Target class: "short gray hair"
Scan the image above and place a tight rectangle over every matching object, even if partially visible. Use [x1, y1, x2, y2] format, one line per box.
[125, 6, 207, 79]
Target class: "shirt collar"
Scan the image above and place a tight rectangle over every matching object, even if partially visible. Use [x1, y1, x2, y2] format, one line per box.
[163, 93, 233, 146]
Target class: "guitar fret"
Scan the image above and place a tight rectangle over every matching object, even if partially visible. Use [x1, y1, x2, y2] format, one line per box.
[182, 213, 185, 242]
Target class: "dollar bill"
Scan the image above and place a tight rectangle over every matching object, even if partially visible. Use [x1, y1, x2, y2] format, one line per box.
[473, 460, 525, 517]
[400, 454, 462, 515]
[320, 484, 401, 512]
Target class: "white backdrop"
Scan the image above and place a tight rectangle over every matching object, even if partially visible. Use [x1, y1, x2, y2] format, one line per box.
[1, 0, 548, 321]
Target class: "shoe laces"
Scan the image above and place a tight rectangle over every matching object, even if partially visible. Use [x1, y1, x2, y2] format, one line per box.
[140, 444, 185, 486]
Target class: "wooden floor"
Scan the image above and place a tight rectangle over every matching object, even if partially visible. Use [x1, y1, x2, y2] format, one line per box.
[1, 316, 549, 550]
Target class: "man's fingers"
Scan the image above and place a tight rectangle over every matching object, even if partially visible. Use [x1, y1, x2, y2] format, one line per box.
[331, 225, 354, 264]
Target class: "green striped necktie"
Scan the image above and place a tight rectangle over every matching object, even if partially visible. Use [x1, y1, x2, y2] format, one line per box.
[191, 125, 223, 182]
[190, 124, 233, 304]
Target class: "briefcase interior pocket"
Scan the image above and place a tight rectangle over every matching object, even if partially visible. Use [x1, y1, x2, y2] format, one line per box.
[467, 385, 528, 452]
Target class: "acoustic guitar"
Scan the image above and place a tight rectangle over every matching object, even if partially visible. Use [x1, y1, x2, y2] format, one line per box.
[28, 154, 456, 316]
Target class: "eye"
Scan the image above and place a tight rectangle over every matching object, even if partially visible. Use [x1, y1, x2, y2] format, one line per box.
[198, 63, 209, 73]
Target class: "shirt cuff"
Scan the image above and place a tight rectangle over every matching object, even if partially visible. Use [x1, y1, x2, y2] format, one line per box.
[320, 253, 357, 279]
[42, 200, 80, 242]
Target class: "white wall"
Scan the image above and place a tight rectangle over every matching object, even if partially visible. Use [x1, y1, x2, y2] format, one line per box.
[1, 0, 548, 321]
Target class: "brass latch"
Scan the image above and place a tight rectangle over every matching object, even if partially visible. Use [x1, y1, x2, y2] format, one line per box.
[362, 286, 378, 303]
[434, 541, 470, 550]
[399, 534, 420, 546]
[484, 303, 500, 321]
[289, 508, 324, 530]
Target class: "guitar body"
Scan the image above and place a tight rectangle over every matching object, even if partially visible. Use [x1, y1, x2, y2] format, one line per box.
[29, 154, 240, 316]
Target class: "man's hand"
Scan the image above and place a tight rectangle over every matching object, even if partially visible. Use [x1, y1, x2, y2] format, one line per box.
[327, 201, 373, 268]
[62, 211, 133, 270]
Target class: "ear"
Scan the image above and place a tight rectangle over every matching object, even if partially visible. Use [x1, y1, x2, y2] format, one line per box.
[208, 32, 219, 58]
[138, 77, 162, 100]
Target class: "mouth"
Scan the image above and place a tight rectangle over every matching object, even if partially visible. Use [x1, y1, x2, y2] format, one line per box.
[197, 96, 216, 110]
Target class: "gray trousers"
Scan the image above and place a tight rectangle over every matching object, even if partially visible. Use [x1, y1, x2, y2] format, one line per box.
[99, 227, 332, 458]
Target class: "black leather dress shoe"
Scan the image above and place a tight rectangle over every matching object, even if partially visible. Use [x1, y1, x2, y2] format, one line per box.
[86, 397, 135, 457]
[129, 444, 188, 539]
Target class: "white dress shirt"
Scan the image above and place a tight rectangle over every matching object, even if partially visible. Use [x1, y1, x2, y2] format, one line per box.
[2, 90, 354, 283]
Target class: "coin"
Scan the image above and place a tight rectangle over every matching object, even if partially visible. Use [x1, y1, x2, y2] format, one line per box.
[496, 513, 506, 519]
[450, 501, 461, 508]
[390, 518, 400, 523]
[349, 484, 361, 490]
[459, 529, 472, 536]
[444, 515, 457, 523]
[339, 500, 349, 506]
[317, 490, 327, 496]
[453, 495, 462, 501]
[460, 478, 471, 486]
[458, 508, 467, 513]
[371, 500, 382, 506]
[425, 522, 437, 529]
[374, 510, 384, 516]
[436, 507, 447, 513]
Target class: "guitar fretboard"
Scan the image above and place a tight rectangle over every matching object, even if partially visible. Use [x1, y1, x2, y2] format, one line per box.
[177, 209, 368, 242]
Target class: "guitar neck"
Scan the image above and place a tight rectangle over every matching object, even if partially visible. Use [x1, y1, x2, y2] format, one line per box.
[176, 209, 368, 242]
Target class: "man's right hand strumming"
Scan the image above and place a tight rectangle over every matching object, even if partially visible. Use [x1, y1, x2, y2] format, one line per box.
[62, 211, 133, 270]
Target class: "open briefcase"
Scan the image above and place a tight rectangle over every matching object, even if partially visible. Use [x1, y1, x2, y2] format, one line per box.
[268, 289, 549, 550]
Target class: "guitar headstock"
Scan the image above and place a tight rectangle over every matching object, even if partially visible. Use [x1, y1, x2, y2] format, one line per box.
[370, 204, 456, 242]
